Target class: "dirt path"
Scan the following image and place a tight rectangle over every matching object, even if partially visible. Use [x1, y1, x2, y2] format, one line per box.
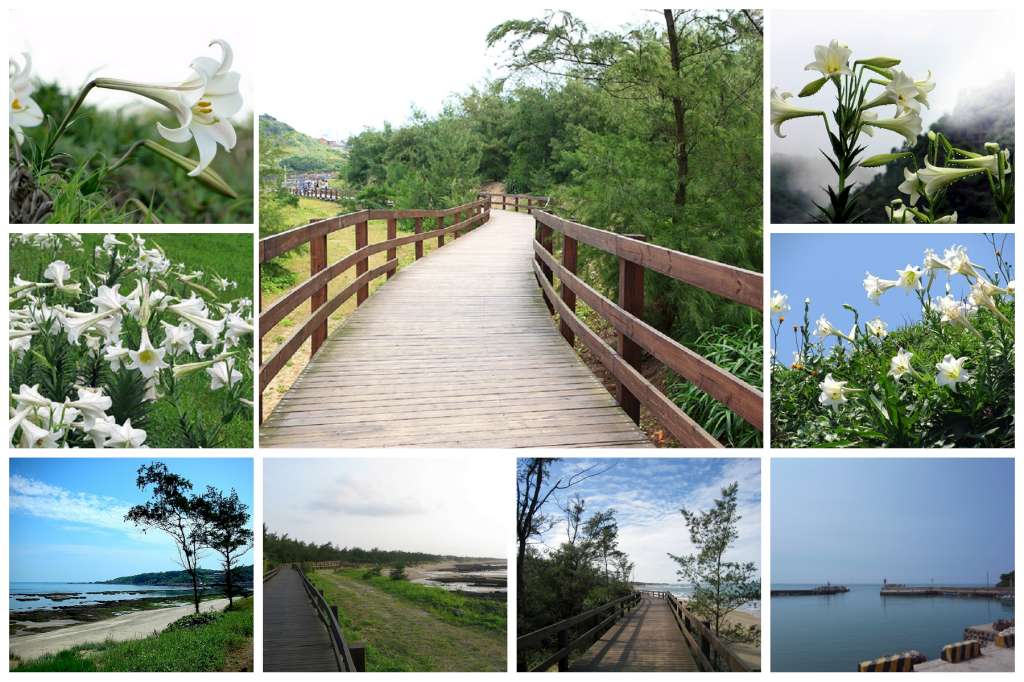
[314, 572, 505, 672]
[10, 599, 229, 662]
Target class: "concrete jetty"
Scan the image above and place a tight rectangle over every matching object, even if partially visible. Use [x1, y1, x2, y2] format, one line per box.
[771, 585, 849, 596]
[879, 586, 1011, 598]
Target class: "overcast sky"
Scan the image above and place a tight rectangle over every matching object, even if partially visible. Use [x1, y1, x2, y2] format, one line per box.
[770, 10, 1015, 172]
[254, 6, 653, 140]
[535, 458, 761, 584]
[263, 458, 509, 558]
[9, 9, 254, 120]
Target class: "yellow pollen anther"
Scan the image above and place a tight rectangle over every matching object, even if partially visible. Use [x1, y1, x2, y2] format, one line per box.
[12, 98, 23, 110]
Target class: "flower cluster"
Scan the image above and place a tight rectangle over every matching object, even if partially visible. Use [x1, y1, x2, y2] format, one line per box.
[772, 40, 1013, 223]
[774, 238, 1007, 417]
[9, 234, 253, 448]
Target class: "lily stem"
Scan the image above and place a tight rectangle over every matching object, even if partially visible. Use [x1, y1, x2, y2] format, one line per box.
[42, 79, 98, 164]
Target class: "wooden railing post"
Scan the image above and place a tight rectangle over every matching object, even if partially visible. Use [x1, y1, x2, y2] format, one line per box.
[536, 219, 554, 313]
[356, 220, 369, 305]
[350, 643, 366, 672]
[386, 217, 397, 279]
[310, 219, 328, 355]
[453, 210, 461, 239]
[502, 194, 508, 210]
[515, 195, 520, 212]
[560, 234, 578, 345]
[617, 234, 646, 423]
[557, 629, 569, 672]
[414, 217, 423, 260]
[437, 215, 445, 247]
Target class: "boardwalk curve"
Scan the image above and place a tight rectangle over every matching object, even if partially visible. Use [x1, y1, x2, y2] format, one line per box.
[261, 209, 651, 448]
[570, 595, 697, 672]
[263, 567, 341, 672]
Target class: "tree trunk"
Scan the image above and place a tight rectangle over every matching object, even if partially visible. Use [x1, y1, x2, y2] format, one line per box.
[225, 560, 234, 608]
[191, 566, 200, 615]
[663, 9, 688, 208]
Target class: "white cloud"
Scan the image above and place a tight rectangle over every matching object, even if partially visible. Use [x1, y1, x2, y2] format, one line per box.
[10, 474, 134, 532]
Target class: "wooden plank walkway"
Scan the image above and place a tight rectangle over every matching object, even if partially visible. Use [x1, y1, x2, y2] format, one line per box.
[570, 595, 697, 672]
[263, 567, 340, 672]
[260, 209, 652, 448]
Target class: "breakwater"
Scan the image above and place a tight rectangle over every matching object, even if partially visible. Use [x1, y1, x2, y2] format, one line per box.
[772, 585, 849, 596]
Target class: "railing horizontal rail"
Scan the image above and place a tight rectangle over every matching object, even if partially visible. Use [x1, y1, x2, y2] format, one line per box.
[259, 199, 490, 416]
[292, 187, 341, 201]
[665, 592, 753, 672]
[531, 209, 763, 445]
[298, 567, 360, 672]
[517, 592, 640, 672]
[534, 245, 762, 429]
[263, 567, 280, 582]
[533, 210, 762, 310]
[478, 191, 551, 213]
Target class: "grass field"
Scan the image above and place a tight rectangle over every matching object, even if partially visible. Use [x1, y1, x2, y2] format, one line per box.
[10, 598, 253, 672]
[308, 569, 505, 672]
[9, 233, 254, 448]
[259, 198, 444, 418]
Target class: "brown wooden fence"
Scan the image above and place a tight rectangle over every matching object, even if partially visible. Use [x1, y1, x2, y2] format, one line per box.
[478, 192, 551, 213]
[292, 187, 341, 201]
[258, 199, 490, 418]
[517, 592, 641, 672]
[297, 567, 365, 672]
[531, 209, 763, 447]
[665, 592, 754, 672]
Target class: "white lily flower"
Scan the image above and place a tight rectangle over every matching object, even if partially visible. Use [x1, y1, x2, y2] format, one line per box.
[885, 203, 916, 223]
[9, 52, 44, 145]
[167, 294, 209, 317]
[805, 40, 853, 78]
[19, 418, 63, 449]
[949, 149, 1012, 176]
[934, 294, 978, 329]
[195, 339, 216, 357]
[43, 260, 72, 289]
[1006, 280, 1015, 296]
[770, 290, 790, 316]
[897, 168, 924, 206]
[103, 343, 130, 371]
[923, 248, 949, 274]
[884, 70, 922, 114]
[814, 314, 855, 342]
[224, 313, 253, 345]
[103, 234, 126, 251]
[942, 245, 978, 279]
[59, 308, 119, 345]
[896, 265, 923, 292]
[127, 328, 169, 379]
[863, 110, 922, 146]
[917, 160, 985, 198]
[175, 310, 225, 341]
[934, 354, 969, 391]
[969, 279, 1011, 323]
[866, 318, 888, 338]
[913, 72, 935, 107]
[12, 384, 53, 410]
[90, 284, 127, 314]
[933, 212, 958, 224]
[889, 348, 914, 380]
[153, 40, 242, 176]
[863, 272, 898, 304]
[160, 320, 195, 355]
[102, 418, 148, 448]
[10, 334, 32, 357]
[818, 373, 855, 410]
[770, 88, 824, 138]
[64, 387, 112, 431]
[207, 358, 242, 390]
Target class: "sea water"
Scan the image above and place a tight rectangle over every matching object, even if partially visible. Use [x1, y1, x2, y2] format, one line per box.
[638, 582, 761, 616]
[771, 583, 1014, 671]
[9, 582, 197, 611]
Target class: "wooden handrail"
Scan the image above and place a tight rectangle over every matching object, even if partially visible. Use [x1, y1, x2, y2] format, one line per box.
[477, 191, 551, 213]
[259, 199, 490, 417]
[517, 592, 641, 672]
[297, 566, 362, 672]
[263, 567, 281, 582]
[531, 209, 763, 446]
[665, 592, 754, 672]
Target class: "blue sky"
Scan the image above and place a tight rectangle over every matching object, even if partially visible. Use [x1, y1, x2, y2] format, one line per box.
[533, 458, 761, 583]
[264, 458, 507, 559]
[772, 458, 1014, 584]
[771, 233, 1014, 363]
[10, 458, 254, 582]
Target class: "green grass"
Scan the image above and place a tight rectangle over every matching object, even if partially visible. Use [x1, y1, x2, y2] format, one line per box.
[308, 569, 505, 672]
[9, 233, 253, 448]
[11, 598, 253, 672]
[259, 197, 445, 418]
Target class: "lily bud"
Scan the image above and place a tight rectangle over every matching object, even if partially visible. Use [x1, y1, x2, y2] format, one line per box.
[798, 76, 828, 97]
[142, 140, 238, 198]
[860, 152, 912, 167]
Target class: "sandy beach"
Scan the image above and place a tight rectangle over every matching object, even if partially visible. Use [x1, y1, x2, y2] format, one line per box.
[723, 610, 762, 670]
[10, 598, 229, 662]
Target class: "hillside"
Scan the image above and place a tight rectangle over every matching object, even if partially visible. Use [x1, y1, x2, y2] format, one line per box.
[99, 565, 255, 586]
[260, 113, 346, 173]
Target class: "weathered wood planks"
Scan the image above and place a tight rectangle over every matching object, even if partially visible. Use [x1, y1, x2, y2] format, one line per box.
[263, 567, 341, 672]
[570, 595, 698, 672]
[260, 209, 651, 448]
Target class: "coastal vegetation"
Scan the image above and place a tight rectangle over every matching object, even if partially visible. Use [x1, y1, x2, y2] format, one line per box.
[9, 233, 254, 448]
[259, 9, 764, 446]
[263, 526, 449, 568]
[771, 238, 1014, 447]
[99, 566, 254, 586]
[10, 597, 254, 672]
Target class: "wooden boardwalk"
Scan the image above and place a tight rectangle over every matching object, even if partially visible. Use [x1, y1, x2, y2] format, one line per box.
[261, 209, 652, 448]
[263, 567, 340, 672]
[570, 595, 697, 672]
